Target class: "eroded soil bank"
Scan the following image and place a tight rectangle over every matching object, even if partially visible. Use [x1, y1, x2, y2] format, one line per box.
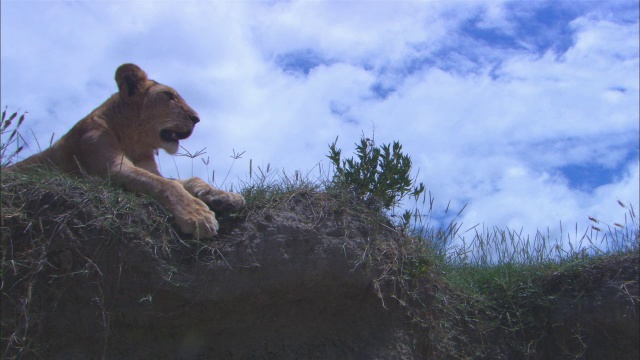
[2, 172, 638, 359]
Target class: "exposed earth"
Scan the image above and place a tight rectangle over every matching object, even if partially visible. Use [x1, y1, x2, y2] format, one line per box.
[1, 171, 638, 359]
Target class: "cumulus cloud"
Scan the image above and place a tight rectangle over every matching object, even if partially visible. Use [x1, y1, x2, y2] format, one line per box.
[1, 0, 637, 244]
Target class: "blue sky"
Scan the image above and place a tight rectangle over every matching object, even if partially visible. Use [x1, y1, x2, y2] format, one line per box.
[1, 0, 638, 243]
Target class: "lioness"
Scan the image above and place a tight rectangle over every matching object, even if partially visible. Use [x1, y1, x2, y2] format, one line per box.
[8, 63, 244, 238]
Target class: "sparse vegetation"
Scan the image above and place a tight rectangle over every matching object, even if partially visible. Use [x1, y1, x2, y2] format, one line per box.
[1, 110, 638, 359]
[1, 107, 27, 168]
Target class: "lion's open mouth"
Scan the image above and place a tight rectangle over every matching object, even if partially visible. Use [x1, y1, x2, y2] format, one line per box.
[160, 128, 193, 143]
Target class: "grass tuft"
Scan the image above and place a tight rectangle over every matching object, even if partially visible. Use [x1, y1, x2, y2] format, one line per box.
[1, 107, 28, 168]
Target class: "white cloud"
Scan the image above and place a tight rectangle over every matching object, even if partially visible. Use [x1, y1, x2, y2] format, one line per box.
[250, 1, 454, 67]
[1, 0, 637, 245]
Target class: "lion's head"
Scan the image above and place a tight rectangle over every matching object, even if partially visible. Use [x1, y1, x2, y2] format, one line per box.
[115, 63, 200, 154]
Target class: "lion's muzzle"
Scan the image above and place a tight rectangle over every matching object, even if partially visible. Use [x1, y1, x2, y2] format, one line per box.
[161, 128, 193, 143]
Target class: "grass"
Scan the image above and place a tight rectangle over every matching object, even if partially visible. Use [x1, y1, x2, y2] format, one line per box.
[2, 109, 638, 359]
[400, 182, 638, 357]
[1, 108, 27, 168]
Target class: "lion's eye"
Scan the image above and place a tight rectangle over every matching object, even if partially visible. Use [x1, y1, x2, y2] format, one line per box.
[164, 91, 176, 101]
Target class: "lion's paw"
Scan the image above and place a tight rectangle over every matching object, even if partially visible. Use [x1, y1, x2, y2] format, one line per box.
[182, 177, 245, 213]
[173, 197, 219, 239]
[200, 191, 245, 213]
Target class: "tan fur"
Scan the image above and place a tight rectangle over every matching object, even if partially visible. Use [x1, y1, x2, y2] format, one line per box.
[8, 63, 244, 238]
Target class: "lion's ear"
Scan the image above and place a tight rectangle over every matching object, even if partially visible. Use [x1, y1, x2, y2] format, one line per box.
[115, 64, 149, 100]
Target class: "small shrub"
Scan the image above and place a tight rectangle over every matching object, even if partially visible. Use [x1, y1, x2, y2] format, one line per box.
[327, 134, 425, 226]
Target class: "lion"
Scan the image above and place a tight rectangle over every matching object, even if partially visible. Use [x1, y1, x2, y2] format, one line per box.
[7, 63, 244, 238]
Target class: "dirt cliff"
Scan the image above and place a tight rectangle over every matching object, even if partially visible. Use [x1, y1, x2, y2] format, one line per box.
[2, 170, 638, 359]
[1, 171, 428, 359]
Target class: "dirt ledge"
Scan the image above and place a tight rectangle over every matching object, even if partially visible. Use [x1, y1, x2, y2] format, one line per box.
[1, 171, 638, 359]
[1, 172, 422, 359]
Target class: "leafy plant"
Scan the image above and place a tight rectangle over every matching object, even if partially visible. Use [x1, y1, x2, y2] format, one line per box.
[327, 134, 425, 226]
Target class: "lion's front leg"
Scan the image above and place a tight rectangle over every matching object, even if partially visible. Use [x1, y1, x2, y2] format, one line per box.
[180, 177, 245, 213]
[111, 164, 219, 239]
